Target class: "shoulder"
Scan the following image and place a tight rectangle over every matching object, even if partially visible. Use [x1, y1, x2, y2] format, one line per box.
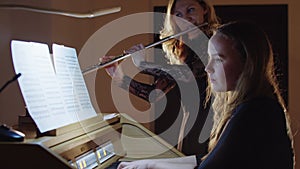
[233, 97, 283, 117]
[230, 97, 286, 133]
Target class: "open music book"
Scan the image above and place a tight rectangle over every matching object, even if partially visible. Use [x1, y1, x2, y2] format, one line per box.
[11, 40, 97, 133]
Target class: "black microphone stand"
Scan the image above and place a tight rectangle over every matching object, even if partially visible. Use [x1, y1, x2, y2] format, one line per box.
[0, 73, 25, 142]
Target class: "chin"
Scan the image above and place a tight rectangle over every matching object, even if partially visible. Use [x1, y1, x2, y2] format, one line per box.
[188, 31, 201, 40]
[212, 86, 227, 92]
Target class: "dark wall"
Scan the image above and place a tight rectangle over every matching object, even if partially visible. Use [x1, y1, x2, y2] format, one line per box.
[214, 5, 288, 106]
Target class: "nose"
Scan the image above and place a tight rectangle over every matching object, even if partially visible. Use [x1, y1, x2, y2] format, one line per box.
[181, 13, 193, 23]
[180, 12, 192, 22]
[205, 61, 213, 74]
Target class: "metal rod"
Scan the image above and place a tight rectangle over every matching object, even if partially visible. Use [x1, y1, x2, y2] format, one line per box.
[82, 22, 208, 75]
[0, 4, 121, 18]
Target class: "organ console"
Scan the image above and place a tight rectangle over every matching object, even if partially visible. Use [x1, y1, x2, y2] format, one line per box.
[0, 113, 184, 169]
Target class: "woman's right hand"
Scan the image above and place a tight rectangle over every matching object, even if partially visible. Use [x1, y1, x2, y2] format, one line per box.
[101, 56, 124, 82]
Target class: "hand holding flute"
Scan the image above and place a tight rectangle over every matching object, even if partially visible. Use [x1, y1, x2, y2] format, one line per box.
[101, 43, 146, 82]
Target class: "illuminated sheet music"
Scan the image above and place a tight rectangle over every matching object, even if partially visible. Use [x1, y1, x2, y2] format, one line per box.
[52, 44, 97, 122]
[11, 40, 97, 133]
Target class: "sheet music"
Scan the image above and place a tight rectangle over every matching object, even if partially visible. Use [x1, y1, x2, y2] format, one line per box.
[11, 40, 97, 133]
[52, 44, 96, 121]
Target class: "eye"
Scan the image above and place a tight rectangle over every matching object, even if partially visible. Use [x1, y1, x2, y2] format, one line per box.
[174, 12, 183, 18]
[187, 7, 195, 14]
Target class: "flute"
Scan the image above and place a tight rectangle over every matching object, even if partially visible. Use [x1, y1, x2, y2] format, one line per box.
[82, 22, 208, 75]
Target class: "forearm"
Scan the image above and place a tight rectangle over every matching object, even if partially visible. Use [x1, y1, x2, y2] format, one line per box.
[151, 162, 196, 169]
[140, 62, 194, 82]
[118, 156, 197, 169]
[148, 155, 197, 164]
[119, 75, 154, 102]
[117, 75, 176, 102]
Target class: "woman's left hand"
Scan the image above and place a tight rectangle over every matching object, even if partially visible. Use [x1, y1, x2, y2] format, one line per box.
[117, 160, 151, 169]
[124, 44, 146, 67]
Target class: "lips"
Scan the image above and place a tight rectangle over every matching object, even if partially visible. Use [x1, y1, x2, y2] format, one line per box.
[209, 77, 216, 83]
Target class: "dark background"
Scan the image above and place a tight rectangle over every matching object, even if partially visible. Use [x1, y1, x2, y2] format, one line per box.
[153, 4, 288, 135]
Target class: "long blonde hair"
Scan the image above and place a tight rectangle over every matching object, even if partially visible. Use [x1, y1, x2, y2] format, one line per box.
[204, 21, 293, 159]
[160, 0, 220, 64]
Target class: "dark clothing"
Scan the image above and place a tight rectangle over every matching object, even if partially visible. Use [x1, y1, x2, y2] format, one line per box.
[118, 37, 211, 155]
[197, 97, 294, 169]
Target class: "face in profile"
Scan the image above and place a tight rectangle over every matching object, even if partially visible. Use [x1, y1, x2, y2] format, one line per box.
[205, 33, 244, 92]
[172, 0, 207, 39]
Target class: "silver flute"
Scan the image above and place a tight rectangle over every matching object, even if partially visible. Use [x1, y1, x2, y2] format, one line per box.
[82, 22, 208, 75]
